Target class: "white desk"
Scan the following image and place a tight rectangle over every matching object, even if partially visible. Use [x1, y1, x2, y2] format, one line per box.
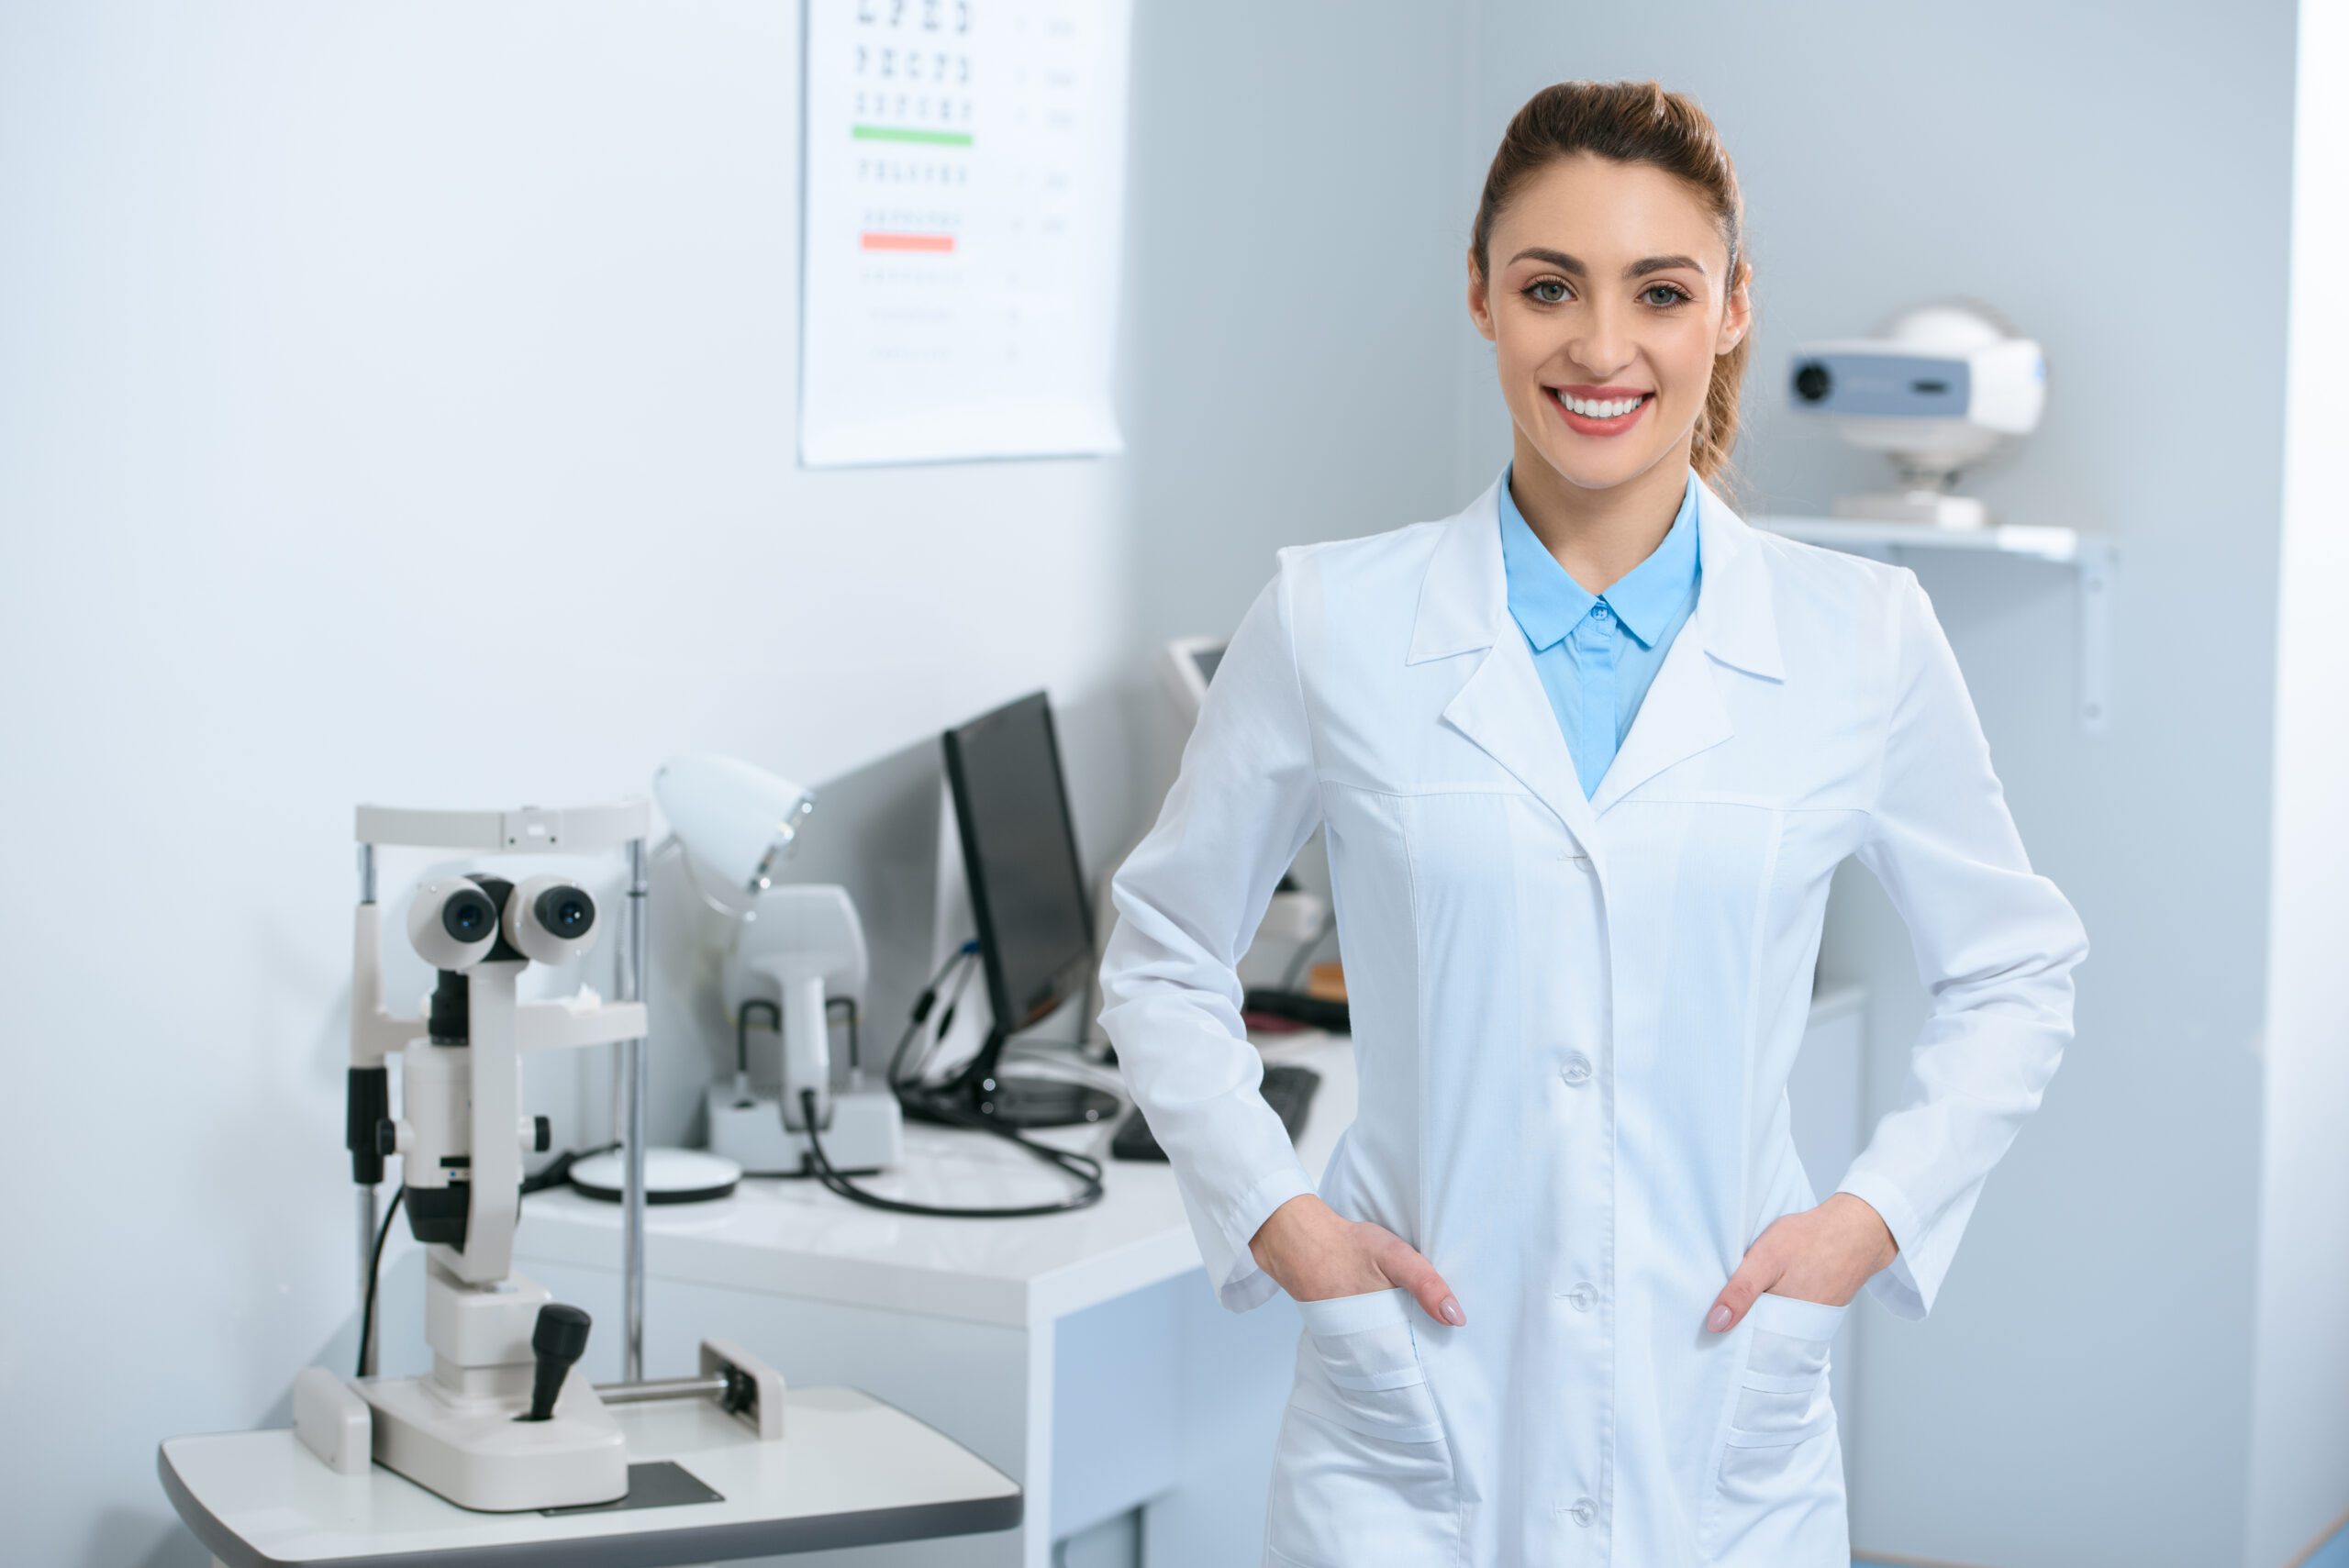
[160, 1387, 1020, 1567]
[503, 996, 1865, 1568]
[518, 1031, 1356, 1329]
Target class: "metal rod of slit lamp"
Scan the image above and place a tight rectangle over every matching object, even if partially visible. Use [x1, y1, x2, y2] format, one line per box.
[593, 1375, 729, 1407]
[619, 835, 650, 1383]
[355, 841, 381, 1378]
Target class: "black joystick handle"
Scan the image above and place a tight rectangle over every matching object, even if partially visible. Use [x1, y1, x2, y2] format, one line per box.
[521, 1304, 592, 1423]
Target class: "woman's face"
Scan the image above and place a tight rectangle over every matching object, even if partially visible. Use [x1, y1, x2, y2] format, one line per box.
[1468, 152, 1751, 497]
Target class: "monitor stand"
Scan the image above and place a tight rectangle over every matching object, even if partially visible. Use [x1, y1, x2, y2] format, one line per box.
[898, 1027, 1121, 1129]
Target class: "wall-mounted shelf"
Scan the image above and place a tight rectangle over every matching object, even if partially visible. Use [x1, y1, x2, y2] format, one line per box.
[1751, 516, 2118, 736]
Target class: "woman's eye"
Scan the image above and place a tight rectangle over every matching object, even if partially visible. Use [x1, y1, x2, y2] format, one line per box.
[1642, 284, 1692, 307]
[1525, 279, 1568, 305]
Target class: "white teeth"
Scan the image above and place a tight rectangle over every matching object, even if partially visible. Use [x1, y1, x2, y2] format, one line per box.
[1555, 391, 1648, 418]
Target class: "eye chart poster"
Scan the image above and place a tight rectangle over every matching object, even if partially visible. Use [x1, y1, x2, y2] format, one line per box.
[799, 0, 1133, 467]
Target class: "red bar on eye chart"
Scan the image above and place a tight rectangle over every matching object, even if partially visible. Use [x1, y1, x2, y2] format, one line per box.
[861, 232, 956, 252]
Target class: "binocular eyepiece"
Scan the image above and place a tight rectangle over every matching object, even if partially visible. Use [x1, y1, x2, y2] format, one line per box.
[406, 875, 598, 972]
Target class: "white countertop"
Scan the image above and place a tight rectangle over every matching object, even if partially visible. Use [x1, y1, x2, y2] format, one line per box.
[514, 1030, 1357, 1329]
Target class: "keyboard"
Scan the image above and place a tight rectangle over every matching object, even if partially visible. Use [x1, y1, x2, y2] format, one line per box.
[1110, 1062, 1322, 1162]
[1241, 987, 1350, 1032]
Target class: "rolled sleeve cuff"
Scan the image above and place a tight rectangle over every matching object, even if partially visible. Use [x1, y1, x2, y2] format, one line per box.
[1199, 1163, 1318, 1313]
[1835, 1171, 1932, 1322]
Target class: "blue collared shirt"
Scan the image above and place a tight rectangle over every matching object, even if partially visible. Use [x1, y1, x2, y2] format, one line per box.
[1498, 462, 1703, 797]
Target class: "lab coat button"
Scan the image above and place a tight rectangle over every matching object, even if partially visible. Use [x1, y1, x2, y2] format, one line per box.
[1567, 1283, 1597, 1311]
[1561, 1052, 1593, 1085]
[1568, 1497, 1597, 1526]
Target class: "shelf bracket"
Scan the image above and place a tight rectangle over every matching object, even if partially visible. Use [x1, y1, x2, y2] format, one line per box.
[1869, 536, 2117, 737]
[1755, 518, 2120, 738]
[2075, 540, 2116, 735]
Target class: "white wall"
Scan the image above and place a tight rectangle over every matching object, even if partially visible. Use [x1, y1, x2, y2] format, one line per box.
[1115, 2, 1475, 794]
[0, 7, 1115, 1563]
[1453, 6, 2297, 1566]
[0, 4, 1471, 1563]
[2247, 1, 2349, 1561]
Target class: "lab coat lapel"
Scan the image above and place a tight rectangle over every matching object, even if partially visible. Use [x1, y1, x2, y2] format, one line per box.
[1588, 472, 1785, 816]
[1408, 471, 1603, 858]
[1586, 611, 1732, 815]
[1445, 636, 1603, 856]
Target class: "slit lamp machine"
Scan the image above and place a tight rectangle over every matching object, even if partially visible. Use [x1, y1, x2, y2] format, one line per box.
[291, 798, 786, 1512]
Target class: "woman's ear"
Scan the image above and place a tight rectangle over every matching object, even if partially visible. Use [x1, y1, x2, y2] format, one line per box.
[1466, 250, 1497, 343]
[1718, 264, 1753, 354]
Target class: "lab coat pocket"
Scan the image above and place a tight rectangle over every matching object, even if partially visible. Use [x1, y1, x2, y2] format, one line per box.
[1266, 1286, 1462, 1567]
[1701, 1291, 1849, 1560]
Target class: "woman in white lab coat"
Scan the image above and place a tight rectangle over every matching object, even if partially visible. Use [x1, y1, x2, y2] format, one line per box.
[1097, 79, 2086, 1568]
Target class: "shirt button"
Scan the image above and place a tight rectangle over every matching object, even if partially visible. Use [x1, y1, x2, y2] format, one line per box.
[1561, 1052, 1593, 1085]
[1590, 603, 1610, 620]
[1568, 1283, 1598, 1311]
[1569, 1497, 1597, 1526]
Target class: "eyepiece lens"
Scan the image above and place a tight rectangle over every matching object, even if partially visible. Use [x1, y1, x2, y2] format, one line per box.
[535, 885, 595, 940]
[441, 886, 495, 943]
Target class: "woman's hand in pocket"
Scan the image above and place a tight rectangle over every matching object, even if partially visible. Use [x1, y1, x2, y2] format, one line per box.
[1705, 1193, 1898, 1331]
[1250, 1195, 1467, 1326]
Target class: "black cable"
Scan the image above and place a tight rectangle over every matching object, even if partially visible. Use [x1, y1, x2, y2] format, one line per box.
[799, 1086, 1104, 1216]
[355, 1186, 405, 1378]
[785, 938, 1107, 1216]
[354, 1144, 612, 1379]
[736, 939, 1108, 1216]
[356, 1142, 621, 1379]
[922, 956, 983, 1076]
[888, 944, 982, 1093]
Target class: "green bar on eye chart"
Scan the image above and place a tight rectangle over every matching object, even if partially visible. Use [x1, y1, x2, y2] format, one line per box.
[852, 125, 974, 146]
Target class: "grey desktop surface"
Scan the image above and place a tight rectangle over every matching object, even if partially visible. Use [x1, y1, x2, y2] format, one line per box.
[157, 1388, 1022, 1568]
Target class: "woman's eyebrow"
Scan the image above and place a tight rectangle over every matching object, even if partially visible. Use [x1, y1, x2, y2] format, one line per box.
[1509, 247, 1707, 279]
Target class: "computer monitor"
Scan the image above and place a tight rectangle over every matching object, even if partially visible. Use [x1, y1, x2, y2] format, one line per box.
[906, 690, 1120, 1129]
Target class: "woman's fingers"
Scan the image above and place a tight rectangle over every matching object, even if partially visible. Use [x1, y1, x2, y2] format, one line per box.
[1375, 1231, 1466, 1327]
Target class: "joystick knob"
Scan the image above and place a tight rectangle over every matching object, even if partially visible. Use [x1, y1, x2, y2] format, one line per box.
[520, 1304, 591, 1423]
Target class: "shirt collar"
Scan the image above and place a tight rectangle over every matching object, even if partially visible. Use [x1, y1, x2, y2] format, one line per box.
[1498, 462, 1701, 651]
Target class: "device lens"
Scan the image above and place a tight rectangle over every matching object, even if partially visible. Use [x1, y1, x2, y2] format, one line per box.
[536, 885, 594, 940]
[442, 886, 495, 942]
[1793, 361, 1833, 403]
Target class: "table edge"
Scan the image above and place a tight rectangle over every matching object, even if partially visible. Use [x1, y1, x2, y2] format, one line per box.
[159, 1438, 1021, 1568]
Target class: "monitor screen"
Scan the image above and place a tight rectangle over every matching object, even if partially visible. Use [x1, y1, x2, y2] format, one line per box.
[942, 691, 1094, 1035]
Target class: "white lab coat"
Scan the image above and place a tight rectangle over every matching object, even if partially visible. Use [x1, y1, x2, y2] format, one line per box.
[1096, 463, 2087, 1567]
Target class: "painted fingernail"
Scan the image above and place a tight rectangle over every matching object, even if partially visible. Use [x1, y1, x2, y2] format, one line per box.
[1441, 1296, 1465, 1326]
[1707, 1304, 1731, 1331]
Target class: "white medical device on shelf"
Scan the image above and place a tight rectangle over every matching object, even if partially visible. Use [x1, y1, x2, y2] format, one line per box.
[655, 754, 905, 1177]
[1786, 298, 2046, 528]
[295, 798, 787, 1514]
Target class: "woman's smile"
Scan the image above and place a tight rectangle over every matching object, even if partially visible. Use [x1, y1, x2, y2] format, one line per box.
[1545, 384, 1655, 437]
